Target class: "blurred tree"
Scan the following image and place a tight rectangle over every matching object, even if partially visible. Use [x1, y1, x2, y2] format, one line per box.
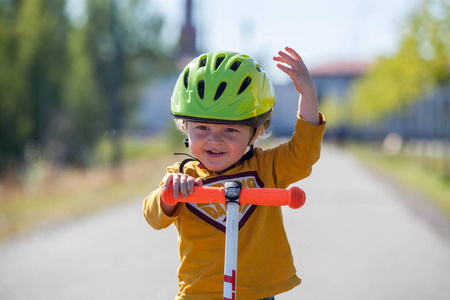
[0, 1, 22, 172]
[319, 96, 347, 130]
[0, 0, 175, 175]
[63, 22, 105, 166]
[349, 0, 450, 124]
[0, 0, 70, 171]
[84, 0, 175, 167]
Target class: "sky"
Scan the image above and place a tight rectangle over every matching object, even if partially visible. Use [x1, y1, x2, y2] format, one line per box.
[154, 0, 423, 83]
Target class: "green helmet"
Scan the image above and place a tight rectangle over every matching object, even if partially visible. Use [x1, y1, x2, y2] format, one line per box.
[171, 51, 275, 127]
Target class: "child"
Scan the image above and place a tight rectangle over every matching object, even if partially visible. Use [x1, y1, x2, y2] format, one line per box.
[143, 47, 326, 300]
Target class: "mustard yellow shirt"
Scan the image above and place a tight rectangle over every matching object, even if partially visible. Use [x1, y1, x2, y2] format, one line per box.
[143, 114, 326, 300]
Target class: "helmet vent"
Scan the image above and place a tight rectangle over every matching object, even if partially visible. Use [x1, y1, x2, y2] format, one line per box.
[238, 76, 251, 95]
[198, 80, 205, 99]
[256, 65, 261, 72]
[230, 61, 242, 71]
[183, 69, 190, 89]
[215, 56, 225, 70]
[199, 57, 207, 68]
[214, 82, 227, 100]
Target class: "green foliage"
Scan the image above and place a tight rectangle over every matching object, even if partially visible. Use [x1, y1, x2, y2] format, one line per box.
[167, 119, 188, 152]
[349, 142, 450, 217]
[0, 0, 70, 169]
[349, 0, 450, 124]
[63, 24, 105, 165]
[319, 96, 347, 129]
[0, 0, 176, 173]
[94, 134, 180, 165]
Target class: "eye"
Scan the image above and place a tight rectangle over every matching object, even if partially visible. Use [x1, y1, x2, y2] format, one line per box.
[195, 125, 209, 131]
[225, 128, 239, 133]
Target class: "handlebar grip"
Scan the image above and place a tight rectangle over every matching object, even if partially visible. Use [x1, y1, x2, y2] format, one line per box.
[240, 186, 305, 209]
[161, 185, 225, 206]
[161, 184, 305, 209]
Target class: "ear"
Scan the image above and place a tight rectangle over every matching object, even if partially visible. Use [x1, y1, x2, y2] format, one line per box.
[248, 125, 264, 146]
[182, 120, 188, 134]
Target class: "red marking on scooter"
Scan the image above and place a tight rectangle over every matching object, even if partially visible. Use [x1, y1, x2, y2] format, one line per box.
[161, 181, 306, 298]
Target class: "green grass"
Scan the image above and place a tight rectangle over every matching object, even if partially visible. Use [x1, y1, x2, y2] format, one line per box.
[0, 135, 183, 243]
[0, 134, 287, 243]
[2, 137, 448, 243]
[348, 143, 450, 218]
[94, 134, 185, 164]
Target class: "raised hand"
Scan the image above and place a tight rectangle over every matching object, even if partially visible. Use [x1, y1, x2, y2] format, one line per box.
[273, 46, 316, 95]
[273, 46, 320, 125]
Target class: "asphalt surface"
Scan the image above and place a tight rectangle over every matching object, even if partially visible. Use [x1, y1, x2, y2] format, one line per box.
[0, 144, 449, 300]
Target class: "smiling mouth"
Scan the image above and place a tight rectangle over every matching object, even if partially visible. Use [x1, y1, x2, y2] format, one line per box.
[207, 150, 225, 156]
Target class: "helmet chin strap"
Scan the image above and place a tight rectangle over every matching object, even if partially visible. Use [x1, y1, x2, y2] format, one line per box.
[248, 127, 258, 146]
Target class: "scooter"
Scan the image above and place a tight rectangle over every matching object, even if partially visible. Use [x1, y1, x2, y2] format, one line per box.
[162, 181, 306, 300]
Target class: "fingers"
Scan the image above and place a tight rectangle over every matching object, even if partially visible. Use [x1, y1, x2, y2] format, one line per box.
[164, 174, 202, 199]
[274, 51, 295, 66]
[273, 47, 302, 65]
[275, 63, 295, 78]
[194, 178, 203, 186]
[163, 174, 173, 190]
[273, 47, 309, 75]
[273, 46, 314, 95]
[284, 46, 302, 62]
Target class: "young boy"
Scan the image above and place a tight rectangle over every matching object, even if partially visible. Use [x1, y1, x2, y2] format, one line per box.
[143, 47, 326, 300]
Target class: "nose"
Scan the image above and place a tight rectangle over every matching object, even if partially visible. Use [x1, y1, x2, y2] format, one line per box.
[208, 130, 223, 145]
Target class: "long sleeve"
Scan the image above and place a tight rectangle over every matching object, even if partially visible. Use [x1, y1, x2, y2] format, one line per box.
[256, 112, 326, 188]
[142, 113, 326, 299]
[143, 185, 184, 230]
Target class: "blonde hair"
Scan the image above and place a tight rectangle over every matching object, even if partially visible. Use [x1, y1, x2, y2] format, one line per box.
[175, 119, 188, 134]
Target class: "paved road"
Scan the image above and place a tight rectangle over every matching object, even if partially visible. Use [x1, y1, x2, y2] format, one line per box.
[1, 144, 449, 300]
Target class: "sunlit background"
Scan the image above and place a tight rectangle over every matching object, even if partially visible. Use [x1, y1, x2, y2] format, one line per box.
[0, 0, 448, 234]
[0, 0, 449, 299]
[154, 0, 423, 81]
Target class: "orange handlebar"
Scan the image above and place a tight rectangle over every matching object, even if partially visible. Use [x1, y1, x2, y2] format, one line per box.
[161, 185, 305, 209]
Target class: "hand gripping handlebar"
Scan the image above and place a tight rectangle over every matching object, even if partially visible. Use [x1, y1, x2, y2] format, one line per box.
[161, 184, 306, 209]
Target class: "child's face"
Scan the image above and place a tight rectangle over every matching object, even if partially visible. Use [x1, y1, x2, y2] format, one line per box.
[186, 122, 254, 172]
